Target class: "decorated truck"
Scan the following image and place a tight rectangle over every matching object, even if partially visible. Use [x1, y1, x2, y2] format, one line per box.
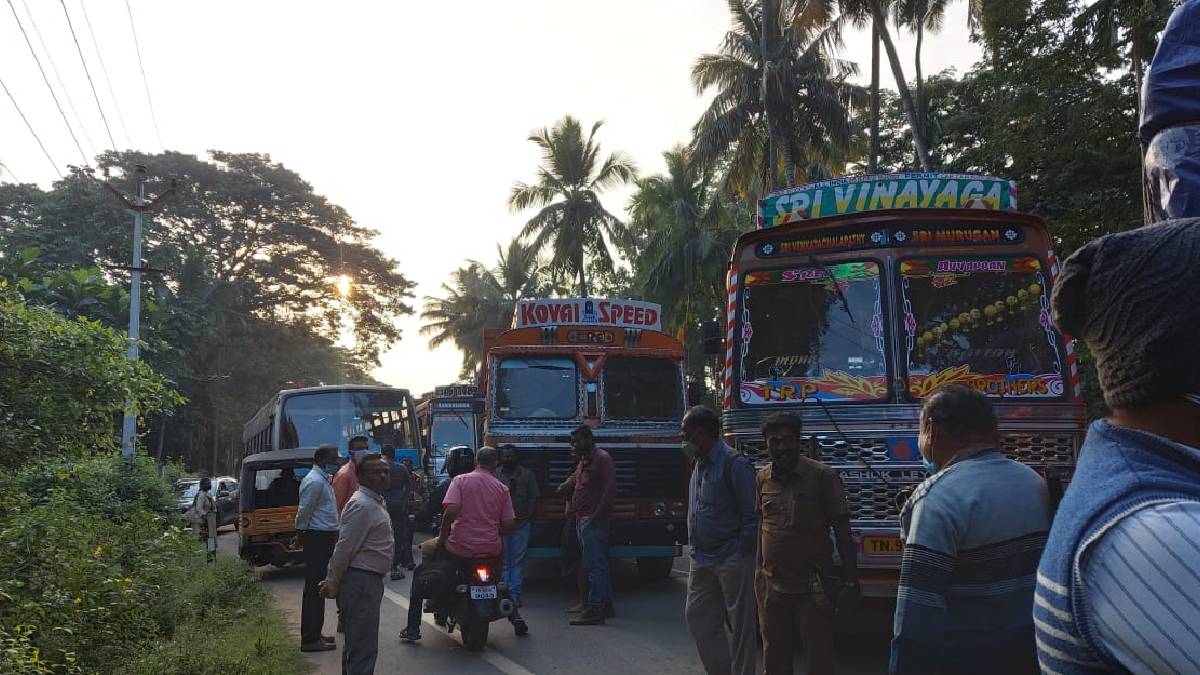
[714, 173, 1085, 597]
[480, 298, 688, 580]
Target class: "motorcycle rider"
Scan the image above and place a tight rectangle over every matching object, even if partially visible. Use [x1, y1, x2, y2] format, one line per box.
[400, 446, 515, 642]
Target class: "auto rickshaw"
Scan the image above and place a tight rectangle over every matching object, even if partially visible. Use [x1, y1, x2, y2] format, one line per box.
[238, 447, 316, 567]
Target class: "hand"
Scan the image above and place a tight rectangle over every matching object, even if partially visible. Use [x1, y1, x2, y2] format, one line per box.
[319, 579, 338, 599]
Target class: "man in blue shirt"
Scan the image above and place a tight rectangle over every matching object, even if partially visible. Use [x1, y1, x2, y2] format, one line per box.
[295, 444, 341, 652]
[683, 405, 758, 675]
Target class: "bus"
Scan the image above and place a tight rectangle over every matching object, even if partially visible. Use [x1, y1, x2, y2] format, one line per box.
[415, 383, 485, 476]
[716, 173, 1085, 597]
[482, 298, 688, 580]
[241, 384, 421, 462]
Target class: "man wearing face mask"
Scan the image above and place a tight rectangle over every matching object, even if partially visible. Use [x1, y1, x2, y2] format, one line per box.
[334, 435, 372, 514]
[757, 413, 855, 675]
[1034, 20, 1200, 666]
[889, 385, 1048, 675]
[498, 444, 539, 635]
[682, 405, 758, 675]
[295, 444, 341, 652]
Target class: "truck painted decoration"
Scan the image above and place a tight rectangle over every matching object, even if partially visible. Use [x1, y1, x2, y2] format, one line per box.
[901, 255, 1064, 399]
[757, 173, 1019, 228]
[755, 224, 1026, 258]
[514, 298, 662, 331]
[739, 261, 888, 403]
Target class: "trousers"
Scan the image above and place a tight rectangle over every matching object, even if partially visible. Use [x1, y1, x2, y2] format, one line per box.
[578, 519, 612, 610]
[502, 522, 532, 603]
[339, 568, 383, 675]
[300, 530, 337, 643]
[388, 507, 413, 566]
[685, 554, 758, 675]
[758, 580, 834, 675]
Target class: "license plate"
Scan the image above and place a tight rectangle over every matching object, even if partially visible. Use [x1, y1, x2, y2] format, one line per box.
[470, 585, 497, 600]
[863, 535, 904, 554]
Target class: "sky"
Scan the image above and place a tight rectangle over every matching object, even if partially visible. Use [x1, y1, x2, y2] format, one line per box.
[0, 0, 981, 396]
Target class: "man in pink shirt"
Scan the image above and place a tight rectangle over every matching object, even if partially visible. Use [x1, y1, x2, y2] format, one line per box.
[399, 446, 515, 642]
[333, 435, 371, 513]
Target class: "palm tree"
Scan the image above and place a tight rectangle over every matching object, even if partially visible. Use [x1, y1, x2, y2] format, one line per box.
[692, 0, 865, 195]
[1073, 0, 1174, 116]
[892, 0, 950, 133]
[420, 239, 547, 377]
[509, 116, 637, 297]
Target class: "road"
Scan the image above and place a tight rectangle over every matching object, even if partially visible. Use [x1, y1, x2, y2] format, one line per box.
[217, 530, 895, 675]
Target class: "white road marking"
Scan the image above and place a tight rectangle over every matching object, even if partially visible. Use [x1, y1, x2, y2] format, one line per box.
[382, 587, 538, 675]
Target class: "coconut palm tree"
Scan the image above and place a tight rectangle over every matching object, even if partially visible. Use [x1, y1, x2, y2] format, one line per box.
[508, 116, 637, 297]
[892, 0, 950, 133]
[692, 0, 865, 195]
[1073, 0, 1174, 115]
[420, 239, 548, 377]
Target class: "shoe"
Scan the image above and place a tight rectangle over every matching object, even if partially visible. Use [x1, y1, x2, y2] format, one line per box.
[390, 568, 406, 580]
[512, 618, 529, 636]
[566, 603, 585, 614]
[398, 627, 422, 643]
[321, 635, 335, 645]
[301, 640, 336, 652]
[569, 608, 605, 625]
[404, 561, 417, 570]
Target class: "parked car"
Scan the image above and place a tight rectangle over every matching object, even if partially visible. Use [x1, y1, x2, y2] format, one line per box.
[176, 476, 240, 527]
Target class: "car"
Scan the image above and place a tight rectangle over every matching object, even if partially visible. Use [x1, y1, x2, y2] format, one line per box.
[176, 476, 240, 527]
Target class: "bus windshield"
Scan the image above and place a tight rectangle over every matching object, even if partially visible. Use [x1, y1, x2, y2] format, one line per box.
[900, 256, 1064, 398]
[603, 356, 682, 420]
[496, 356, 578, 419]
[278, 390, 415, 452]
[739, 260, 888, 403]
[431, 412, 476, 453]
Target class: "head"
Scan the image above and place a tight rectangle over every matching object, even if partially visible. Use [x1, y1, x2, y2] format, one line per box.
[681, 406, 721, 459]
[315, 444, 340, 471]
[280, 467, 295, 481]
[447, 446, 475, 477]
[400, 456, 413, 470]
[381, 445, 396, 461]
[570, 425, 595, 456]
[356, 453, 391, 493]
[761, 413, 804, 475]
[349, 435, 370, 463]
[199, 477, 212, 492]
[500, 444, 519, 470]
[1052, 220, 1200, 447]
[919, 384, 999, 473]
[475, 446, 500, 474]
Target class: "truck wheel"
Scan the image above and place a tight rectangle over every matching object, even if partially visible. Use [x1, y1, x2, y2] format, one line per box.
[636, 556, 675, 582]
[460, 620, 489, 651]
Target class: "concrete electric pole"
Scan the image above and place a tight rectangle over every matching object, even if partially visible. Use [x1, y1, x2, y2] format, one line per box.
[107, 165, 175, 461]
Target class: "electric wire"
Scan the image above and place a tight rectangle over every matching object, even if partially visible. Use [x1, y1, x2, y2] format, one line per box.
[5, 0, 89, 166]
[59, 0, 117, 150]
[0, 158, 21, 183]
[0, 74, 62, 177]
[18, 0, 96, 158]
[77, 0, 131, 149]
[124, 0, 161, 150]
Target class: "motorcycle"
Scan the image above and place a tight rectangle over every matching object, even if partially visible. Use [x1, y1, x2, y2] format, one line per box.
[429, 557, 514, 651]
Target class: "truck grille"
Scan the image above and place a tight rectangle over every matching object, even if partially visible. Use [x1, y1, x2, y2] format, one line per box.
[522, 447, 686, 498]
[842, 481, 905, 521]
[1000, 434, 1076, 465]
[815, 437, 890, 464]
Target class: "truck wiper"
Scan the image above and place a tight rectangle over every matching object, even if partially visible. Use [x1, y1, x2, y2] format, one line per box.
[808, 256, 854, 324]
[804, 394, 891, 490]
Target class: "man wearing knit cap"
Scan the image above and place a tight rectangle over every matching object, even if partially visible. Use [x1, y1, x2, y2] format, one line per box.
[1035, 4, 1200, 674]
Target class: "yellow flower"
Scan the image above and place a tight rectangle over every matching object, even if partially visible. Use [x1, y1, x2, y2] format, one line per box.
[93, 545, 103, 557]
[123, 577, 133, 586]
[73, 596, 82, 605]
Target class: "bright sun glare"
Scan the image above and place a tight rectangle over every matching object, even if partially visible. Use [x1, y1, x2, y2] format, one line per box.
[337, 274, 351, 298]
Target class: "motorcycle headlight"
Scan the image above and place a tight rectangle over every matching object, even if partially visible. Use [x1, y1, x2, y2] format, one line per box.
[652, 501, 667, 517]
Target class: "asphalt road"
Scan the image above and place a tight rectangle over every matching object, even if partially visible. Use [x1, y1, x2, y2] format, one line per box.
[216, 530, 895, 675]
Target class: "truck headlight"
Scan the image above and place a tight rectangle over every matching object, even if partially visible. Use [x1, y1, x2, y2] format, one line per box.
[670, 501, 686, 518]
[652, 501, 667, 517]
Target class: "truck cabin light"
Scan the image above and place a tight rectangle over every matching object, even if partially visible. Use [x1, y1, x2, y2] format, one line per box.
[475, 566, 491, 583]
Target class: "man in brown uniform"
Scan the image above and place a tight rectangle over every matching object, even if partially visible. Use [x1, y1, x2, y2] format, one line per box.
[757, 413, 859, 675]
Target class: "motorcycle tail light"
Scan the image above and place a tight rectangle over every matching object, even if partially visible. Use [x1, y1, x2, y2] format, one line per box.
[475, 566, 491, 583]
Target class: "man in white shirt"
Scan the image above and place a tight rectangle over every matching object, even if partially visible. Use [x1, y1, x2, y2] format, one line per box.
[295, 444, 341, 652]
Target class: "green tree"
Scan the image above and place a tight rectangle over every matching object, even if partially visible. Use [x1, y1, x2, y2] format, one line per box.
[509, 116, 637, 297]
[1072, 0, 1174, 110]
[421, 238, 549, 378]
[692, 0, 865, 195]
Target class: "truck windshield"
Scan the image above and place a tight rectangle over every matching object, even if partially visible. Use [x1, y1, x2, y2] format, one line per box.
[739, 260, 888, 403]
[496, 356, 578, 419]
[278, 390, 415, 452]
[431, 412, 476, 453]
[900, 256, 1065, 398]
[603, 356, 682, 420]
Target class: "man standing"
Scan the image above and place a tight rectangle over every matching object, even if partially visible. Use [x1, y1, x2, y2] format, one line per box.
[295, 444, 341, 653]
[399, 446, 514, 643]
[381, 446, 414, 579]
[758, 413, 858, 675]
[682, 405, 758, 675]
[890, 385, 1047, 675]
[333, 435, 371, 513]
[320, 454, 394, 675]
[569, 425, 616, 627]
[498, 444, 539, 636]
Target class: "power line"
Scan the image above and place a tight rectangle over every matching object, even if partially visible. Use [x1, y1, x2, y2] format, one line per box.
[0, 73, 62, 178]
[20, 0, 96, 159]
[124, 0, 161, 150]
[77, 0, 131, 148]
[59, 0, 116, 150]
[6, 0, 89, 166]
[0, 158, 21, 183]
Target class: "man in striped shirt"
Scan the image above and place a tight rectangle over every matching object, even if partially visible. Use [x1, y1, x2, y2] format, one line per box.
[890, 384, 1049, 675]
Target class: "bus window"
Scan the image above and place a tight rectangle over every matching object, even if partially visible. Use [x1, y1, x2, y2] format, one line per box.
[900, 256, 1065, 399]
[603, 356, 682, 420]
[431, 412, 477, 453]
[496, 356, 578, 419]
[278, 390, 416, 451]
[739, 260, 888, 403]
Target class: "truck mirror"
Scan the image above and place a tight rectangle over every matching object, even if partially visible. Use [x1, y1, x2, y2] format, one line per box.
[702, 320, 723, 355]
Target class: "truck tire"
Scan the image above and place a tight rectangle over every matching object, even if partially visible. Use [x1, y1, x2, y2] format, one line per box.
[636, 556, 674, 582]
[460, 619, 489, 651]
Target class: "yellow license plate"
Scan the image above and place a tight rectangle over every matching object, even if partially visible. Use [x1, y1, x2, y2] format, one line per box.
[863, 535, 904, 554]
